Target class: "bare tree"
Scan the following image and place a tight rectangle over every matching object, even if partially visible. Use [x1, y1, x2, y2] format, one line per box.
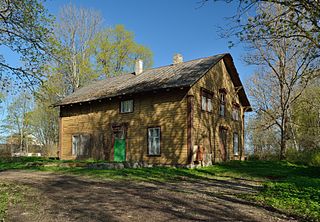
[54, 3, 102, 93]
[245, 4, 319, 160]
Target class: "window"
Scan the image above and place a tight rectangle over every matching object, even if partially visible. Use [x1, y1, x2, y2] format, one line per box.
[201, 89, 213, 112]
[219, 92, 226, 116]
[233, 133, 239, 156]
[120, 99, 133, 113]
[72, 135, 79, 156]
[148, 127, 161, 155]
[232, 105, 240, 121]
[72, 134, 90, 156]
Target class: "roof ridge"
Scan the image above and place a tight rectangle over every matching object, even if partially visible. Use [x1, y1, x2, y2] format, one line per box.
[143, 53, 228, 72]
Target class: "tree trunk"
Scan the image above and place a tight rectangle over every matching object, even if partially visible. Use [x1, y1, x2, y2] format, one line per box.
[280, 137, 286, 160]
[280, 119, 288, 160]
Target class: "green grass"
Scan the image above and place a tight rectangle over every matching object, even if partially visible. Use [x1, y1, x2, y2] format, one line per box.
[214, 161, 320, 222]
[0, 157, 319, 221]
[0, 183, 25, 220]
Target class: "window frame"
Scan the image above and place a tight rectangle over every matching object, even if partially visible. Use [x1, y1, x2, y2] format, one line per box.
[120, 99, 134, 113]
[147, 126, 161, 156]
[233, 132, 239, 156]
[201, 88, 213, 113]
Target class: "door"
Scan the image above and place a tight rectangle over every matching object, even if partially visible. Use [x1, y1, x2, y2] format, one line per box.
[219, 128, 228, 161]
[113, 126, 126, 162]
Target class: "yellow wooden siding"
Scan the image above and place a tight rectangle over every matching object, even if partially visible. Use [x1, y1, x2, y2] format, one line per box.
[188, 59, 245, 162]
[60, 89, 188, 164]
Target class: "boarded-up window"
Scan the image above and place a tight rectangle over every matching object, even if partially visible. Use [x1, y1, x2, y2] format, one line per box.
[148, 127, 160, 155]
[72, 134, 91, 156]
[233, 133, 239, 156]
[120, 100, 133, 113]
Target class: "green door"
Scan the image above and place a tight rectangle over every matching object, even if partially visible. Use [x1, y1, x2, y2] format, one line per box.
[114, 138, 126, 162]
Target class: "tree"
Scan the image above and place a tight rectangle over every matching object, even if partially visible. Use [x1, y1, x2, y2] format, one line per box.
[204, 0, 320, 49]
[0, 0, 53, 89]
[54, 3, 103, 93]
[28, 98, 59, 149]
[2, 92, 33, 153]
[244, 4, 319, 160]
[247, 113, 280, 159]
[91, 25, 153, 77]
[291, 81, 320, 151]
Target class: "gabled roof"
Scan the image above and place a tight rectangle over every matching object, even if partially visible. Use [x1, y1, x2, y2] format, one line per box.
[55, 53, 252, 111]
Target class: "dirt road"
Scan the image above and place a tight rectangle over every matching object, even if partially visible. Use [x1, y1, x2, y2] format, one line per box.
[0, 170, 297, 222]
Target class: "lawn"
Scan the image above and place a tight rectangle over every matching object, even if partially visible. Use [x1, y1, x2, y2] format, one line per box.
[0, 157, 319, 221]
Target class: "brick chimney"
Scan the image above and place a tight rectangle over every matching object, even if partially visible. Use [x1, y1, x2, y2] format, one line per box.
[135, 59, 143, 75]
[173, 53, 183, 64]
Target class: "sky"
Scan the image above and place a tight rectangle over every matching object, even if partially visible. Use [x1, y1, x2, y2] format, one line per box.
[44, 0, 255, 78]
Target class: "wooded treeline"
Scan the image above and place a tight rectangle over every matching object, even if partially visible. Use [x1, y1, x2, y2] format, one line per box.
[0, 1, 152, 155]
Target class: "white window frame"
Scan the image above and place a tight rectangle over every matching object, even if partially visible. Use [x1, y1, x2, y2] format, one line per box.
[120, 99, 133, 113]
[148, 127, 161, 155]
[233, 133, 239, 156]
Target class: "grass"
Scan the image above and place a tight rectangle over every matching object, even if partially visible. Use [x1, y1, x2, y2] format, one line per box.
[0, 157, 319, 221]
[0, 182, 25, 221]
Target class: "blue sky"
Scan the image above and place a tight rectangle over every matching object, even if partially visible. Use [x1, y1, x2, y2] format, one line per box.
[44, 0, 254, 79]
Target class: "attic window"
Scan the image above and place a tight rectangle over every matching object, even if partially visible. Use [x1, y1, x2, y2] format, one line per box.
[201, 88, 213, 112]
[120, 100, 133, 113]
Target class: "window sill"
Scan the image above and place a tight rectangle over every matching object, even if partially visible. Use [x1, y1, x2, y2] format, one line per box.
[201, 109, 213, 113]
[146, 154, 161, 157]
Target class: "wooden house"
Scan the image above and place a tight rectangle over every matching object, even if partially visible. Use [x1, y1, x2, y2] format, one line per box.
[55, 53, 252, 165]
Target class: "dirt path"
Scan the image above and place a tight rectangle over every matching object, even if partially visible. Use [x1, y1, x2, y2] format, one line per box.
[0, 170, 297, 222]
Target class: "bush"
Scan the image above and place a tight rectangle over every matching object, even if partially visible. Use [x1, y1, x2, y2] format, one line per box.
[286, 148, 320, 167]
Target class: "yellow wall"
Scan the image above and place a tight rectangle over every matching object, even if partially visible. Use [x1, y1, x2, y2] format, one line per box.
[188, 59, 245, 163]
[60, 89, 189, 164]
